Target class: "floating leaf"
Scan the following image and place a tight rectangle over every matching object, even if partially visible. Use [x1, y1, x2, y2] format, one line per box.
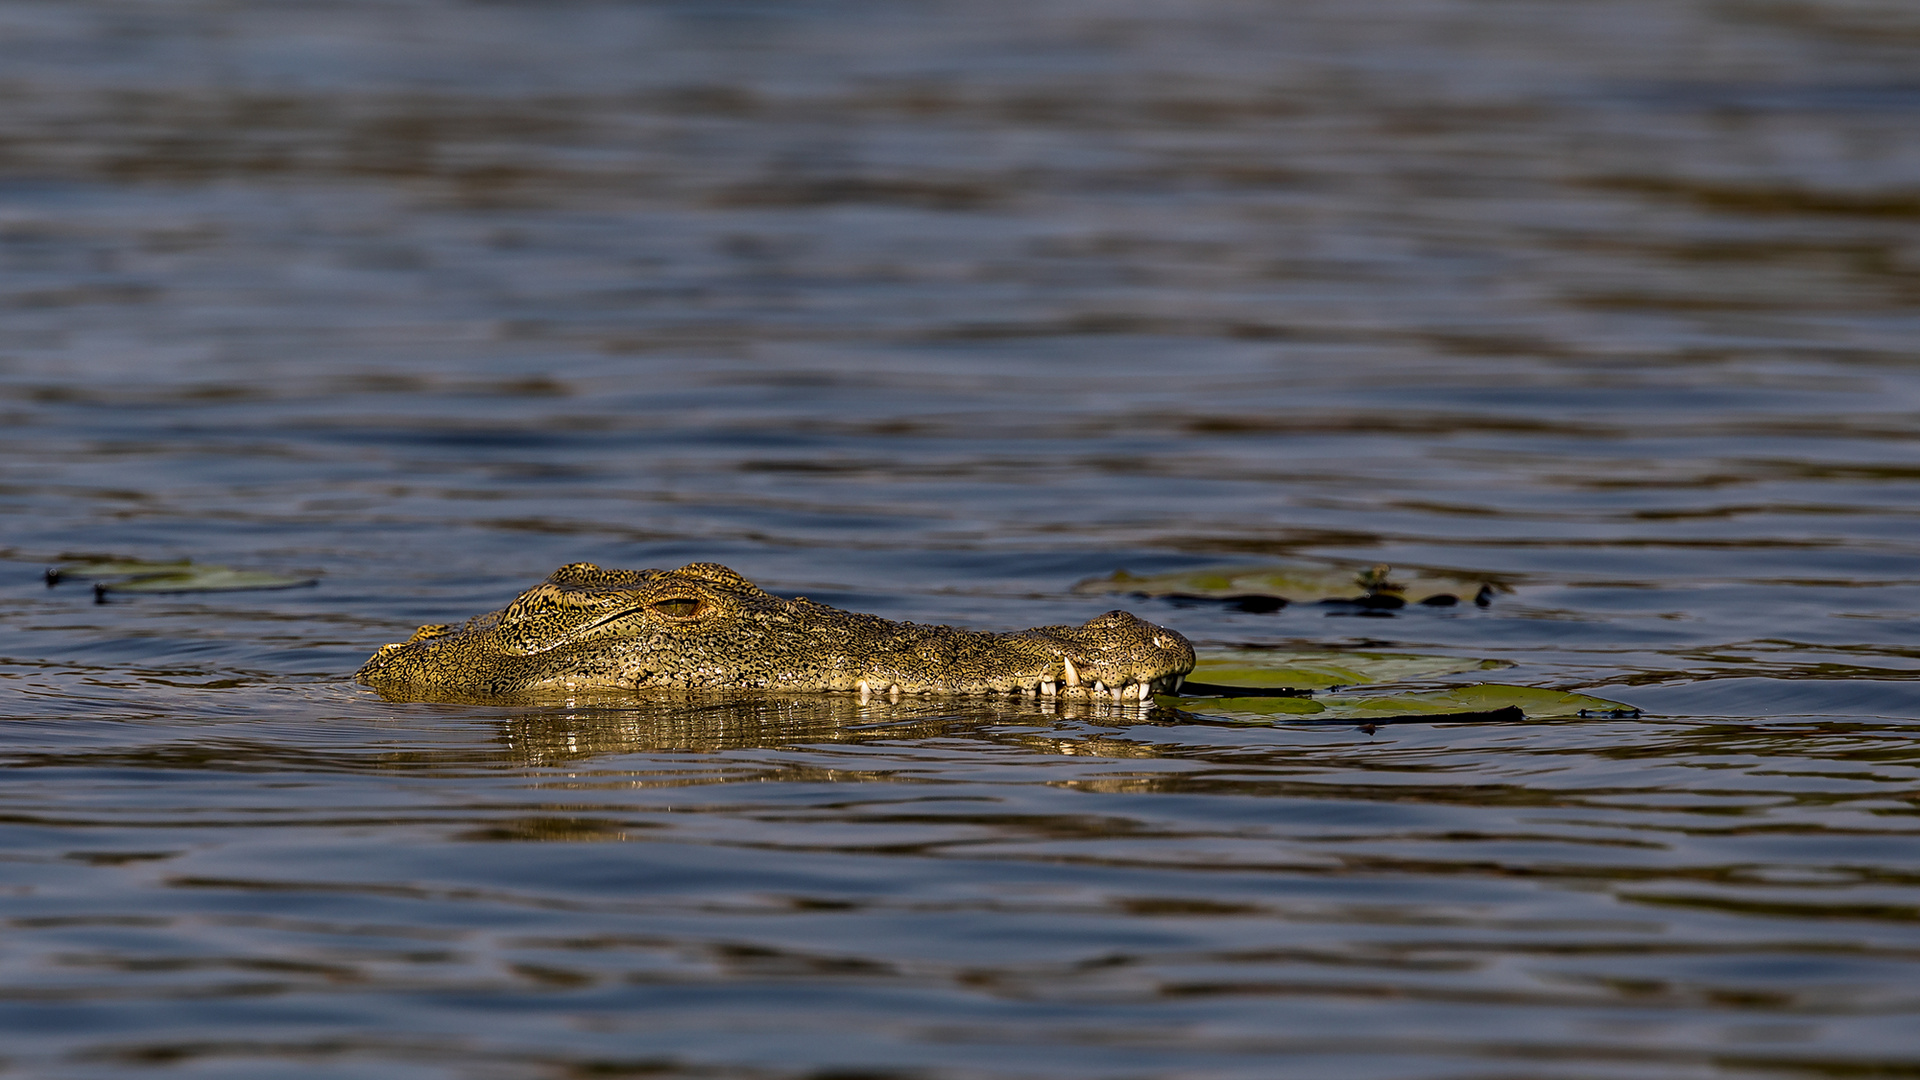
[1331, 684, 1640, 720]
[1189, 648, 1507, 691]
[1164, 648, 1639, 722]
[1079, 562, 1507, 609]
[1172, 694, 1331, 716]
[46, 559, 191, 580]
[46, 557, 317, 597]
[104, 568, 319, 593]
[1166, 683, 1640, 723]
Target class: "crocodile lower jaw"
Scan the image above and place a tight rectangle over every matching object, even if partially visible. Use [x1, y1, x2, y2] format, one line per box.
[853, 674, 1185, 703]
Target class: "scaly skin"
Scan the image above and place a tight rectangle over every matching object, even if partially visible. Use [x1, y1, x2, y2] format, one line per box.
[357, 562, 1196, 702]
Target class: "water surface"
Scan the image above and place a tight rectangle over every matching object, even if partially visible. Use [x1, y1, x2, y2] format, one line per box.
[3, 0, 1920, 1076]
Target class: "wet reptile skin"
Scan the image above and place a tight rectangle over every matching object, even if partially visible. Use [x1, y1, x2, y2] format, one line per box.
[357, 562, 1195, 701]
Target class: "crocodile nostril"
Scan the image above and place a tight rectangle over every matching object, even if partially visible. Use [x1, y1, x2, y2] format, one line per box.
[650, 598, 702, 618]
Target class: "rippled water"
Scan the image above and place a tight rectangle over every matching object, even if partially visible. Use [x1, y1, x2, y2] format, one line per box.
[3, 0, 1920, 1076]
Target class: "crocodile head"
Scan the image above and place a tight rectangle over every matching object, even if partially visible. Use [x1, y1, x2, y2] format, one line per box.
[357, 561, 1195, 701]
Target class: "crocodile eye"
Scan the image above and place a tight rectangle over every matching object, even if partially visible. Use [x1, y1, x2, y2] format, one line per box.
[650, 597, 702, 618]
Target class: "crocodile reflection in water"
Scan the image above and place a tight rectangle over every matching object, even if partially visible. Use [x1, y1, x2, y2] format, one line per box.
[488, 693, 1171, 762]
[357, 562, 1195, 702]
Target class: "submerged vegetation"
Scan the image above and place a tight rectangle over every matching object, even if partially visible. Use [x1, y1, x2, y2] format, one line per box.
[1081, 563, 1507, 610]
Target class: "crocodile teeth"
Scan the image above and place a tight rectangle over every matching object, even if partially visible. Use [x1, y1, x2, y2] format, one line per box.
[858, 680, 872, 702]
[888, 684, 902, 701]
[1094, 680, 1107, 694]
[1062, 657, 1080, 687]
[1040, 680, 1056, 697]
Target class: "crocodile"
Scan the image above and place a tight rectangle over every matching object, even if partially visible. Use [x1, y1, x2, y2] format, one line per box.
[357, 561, 1195, 702]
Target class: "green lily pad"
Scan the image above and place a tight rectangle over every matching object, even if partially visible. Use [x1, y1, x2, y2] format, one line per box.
[47, 557, 318, 595]
[1167, 683, 1640, 723]
[1165, 648, 1639, 722]
[104, 568, 319, 593]
[1079, 562, 1507, 608]
[1172, 694, 1330, 716]
[1190, 648, 1508, 691]
[1329, 684, 1639, 719]
[47, 559, 192, 579]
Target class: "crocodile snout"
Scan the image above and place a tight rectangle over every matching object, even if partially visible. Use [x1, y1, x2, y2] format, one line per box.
[1016, 610, 1195, 703]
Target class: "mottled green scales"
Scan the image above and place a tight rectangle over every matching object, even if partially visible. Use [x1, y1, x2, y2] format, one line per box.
[358, 562, 1195, 701]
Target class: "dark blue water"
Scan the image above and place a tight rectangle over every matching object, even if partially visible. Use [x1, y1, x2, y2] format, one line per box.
[4, 1, 1920, 1076]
